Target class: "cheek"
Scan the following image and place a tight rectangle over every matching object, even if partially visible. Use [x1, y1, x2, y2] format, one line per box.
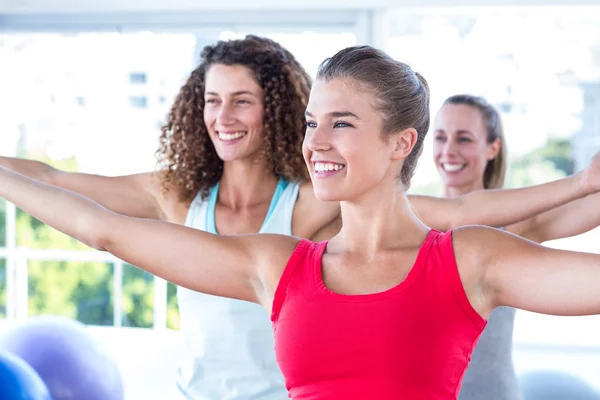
[432, 143, 443, 162]
[244, 107, 265, 131]
[203, 108, 216, 129]
[302, 140, 311, 165]
[459, 144, 486, 166]
[348, 140, 384, 176]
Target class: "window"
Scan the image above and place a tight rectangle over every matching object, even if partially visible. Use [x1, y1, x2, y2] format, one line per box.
[129, 96, 148, 108]
[219, 30, 357, 78]
[129, 72, 147, 85]
[0, 32, 197, 329]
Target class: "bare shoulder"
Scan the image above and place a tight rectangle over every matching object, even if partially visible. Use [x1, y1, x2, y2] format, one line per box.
[451, 225, 514, 263]
[254, 234, 302, 265]
[249, 233, 304, 300]
[292, 181, 341, 239]
[449, 226, 513, 280]
[451, 225, 540, 286]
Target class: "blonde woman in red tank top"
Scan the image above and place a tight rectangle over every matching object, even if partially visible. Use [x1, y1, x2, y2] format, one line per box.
[2, 46, 600, 399]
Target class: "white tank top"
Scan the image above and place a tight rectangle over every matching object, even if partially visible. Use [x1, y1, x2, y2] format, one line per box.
[176, 179, 299, 400]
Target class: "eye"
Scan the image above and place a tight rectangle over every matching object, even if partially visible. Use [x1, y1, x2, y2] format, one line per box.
[334, 121, 352, 128]
[205, 98, 217, 104]
[458, 137, 472, 143]
[434, 135, 446, 142]
[237, 99, 250, 104]
[306, 121, 317, 128]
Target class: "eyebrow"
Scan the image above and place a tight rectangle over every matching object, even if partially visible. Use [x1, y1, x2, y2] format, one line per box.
[435, 129, 474, 136]
[305, 111, 360, 119]
[205, 90, 257, 97]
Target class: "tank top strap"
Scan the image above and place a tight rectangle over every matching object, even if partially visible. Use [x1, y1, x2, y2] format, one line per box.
[433, 230, 486, 329]
[184, 189, 209, 229]
[271, 239, 322, 324]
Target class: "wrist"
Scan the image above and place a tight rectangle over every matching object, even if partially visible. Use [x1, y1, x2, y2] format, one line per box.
[574, 170, 592, 197]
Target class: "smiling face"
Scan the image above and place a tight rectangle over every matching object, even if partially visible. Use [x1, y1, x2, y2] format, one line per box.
[203, 64, 266, 162]
[433, 103, 500, 194]
[303, 78, 415, 202]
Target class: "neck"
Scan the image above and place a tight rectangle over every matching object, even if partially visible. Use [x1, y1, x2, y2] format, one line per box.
[443, 180, 485, 197]
[219, 157, 279, 210]
[333, 179, 429, 257]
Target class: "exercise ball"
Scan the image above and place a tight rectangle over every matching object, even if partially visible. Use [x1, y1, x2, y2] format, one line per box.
[520, 370, 600, 400]
[0, 350, 52, 400]
[0, 316, 123, 400]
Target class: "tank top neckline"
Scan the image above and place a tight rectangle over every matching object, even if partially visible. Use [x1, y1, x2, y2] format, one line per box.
[310, 229, 438, 302]
[205, 178, 289, 234]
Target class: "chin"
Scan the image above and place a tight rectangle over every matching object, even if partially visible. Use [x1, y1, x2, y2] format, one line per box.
[313, 188, 343, 203]
[215, 148, 257, 163]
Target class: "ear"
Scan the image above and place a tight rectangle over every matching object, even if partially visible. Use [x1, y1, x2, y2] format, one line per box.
[391, 128, 418, 161]
[486, 138, 501, 161]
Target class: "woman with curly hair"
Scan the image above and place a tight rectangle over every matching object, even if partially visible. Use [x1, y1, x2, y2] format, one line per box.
[2, 37, 600, 399]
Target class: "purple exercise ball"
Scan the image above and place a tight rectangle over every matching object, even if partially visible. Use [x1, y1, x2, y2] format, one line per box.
[0, 315, 124, 400]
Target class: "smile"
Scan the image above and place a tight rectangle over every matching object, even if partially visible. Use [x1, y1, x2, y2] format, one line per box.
[217, 131, 247, 141]
[442, 163, 466, 172]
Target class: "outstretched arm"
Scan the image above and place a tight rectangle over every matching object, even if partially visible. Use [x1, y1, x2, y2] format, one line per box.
[453, 225, 600, 319]
[506, 192, 600, 243]
[0, 156, 161, 219]
[410, 152, 600, 232]
[0, 166, 296, 305]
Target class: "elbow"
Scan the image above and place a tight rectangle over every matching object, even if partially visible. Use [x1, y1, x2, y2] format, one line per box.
[42, 164, 62, 186]
[446, 215, 464, 231]
[74, 211, 113, 251]
[445, 208, 467, 231]
[446, 198, 468, 231]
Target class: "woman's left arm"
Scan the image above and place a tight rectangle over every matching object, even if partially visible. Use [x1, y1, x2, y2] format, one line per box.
[453, 225, 600, 319]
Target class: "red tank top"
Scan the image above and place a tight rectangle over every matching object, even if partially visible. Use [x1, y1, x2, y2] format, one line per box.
[271, 230, 486, 400]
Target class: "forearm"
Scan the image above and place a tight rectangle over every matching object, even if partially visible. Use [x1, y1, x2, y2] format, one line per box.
[453, 171, 589, 228]
[521, 192, 600, 243]
[0, 166, 112, 249]
[0, 156, 56, 183]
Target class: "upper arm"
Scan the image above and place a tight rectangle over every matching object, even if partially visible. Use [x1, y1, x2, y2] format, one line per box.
[408, 195, 457, 232]
[99, 213, 299, 306]
[292, 181, 341, 239]
[504, 217, 542, 243]
[454, 226, 600, 318]
[51, 171, 162, 219]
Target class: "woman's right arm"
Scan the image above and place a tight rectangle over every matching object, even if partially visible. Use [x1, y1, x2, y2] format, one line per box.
[0, 166, 297, 306]
[0, 156, 161, 219]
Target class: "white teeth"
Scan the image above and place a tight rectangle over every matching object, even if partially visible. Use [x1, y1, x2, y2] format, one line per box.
[443, 164, 465, 172]
[314, 162, 345, 173]
[218, 131, 246, 141]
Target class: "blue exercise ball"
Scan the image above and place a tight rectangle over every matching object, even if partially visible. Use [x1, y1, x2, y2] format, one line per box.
[520, 370, 600, 400]
[0, 316, 123, 400]
[0, 350, 52, 400]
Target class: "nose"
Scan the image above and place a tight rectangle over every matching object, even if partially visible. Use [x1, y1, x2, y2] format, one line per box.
[216, 103, 236, 125]
[441, 138, 458, 158]
[306, 125, 332, 152]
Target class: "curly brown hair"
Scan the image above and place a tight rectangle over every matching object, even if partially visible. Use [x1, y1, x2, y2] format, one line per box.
[156, 35, 312, 202]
